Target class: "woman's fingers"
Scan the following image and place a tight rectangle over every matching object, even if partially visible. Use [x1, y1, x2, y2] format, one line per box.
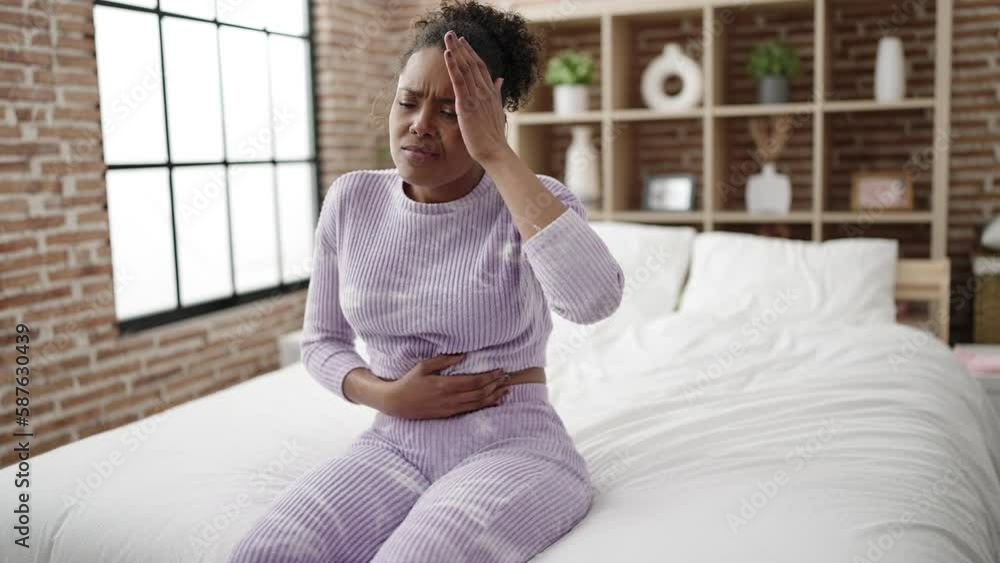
[445, 38, 479, 111]
[443, 33, 468, 88]
[446, 32, 476, 83]
[451, 378, 510, 411]
[445, 31, 493, 111]
[457, 36, 494, 95]
[443, 47, 470, 104]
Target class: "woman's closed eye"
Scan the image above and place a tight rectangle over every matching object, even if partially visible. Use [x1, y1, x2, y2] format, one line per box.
[398, 101, 456, 118]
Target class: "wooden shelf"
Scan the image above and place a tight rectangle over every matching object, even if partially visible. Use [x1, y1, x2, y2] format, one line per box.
[711, 99, 935, 116]
[612, 210, 704, 224]
[714, 211, 814, 223]
[714, 103, 814, 117]
[518, 1, 814, 23]
[584, 206, 609, 220]
[509, 0, 952, 256]
[610, 108, 704, 121]
[510, 111, 604, 125]
[822, 98, 935, 113]
[580, 210, 934, 226]
[821, 212, 934, 224]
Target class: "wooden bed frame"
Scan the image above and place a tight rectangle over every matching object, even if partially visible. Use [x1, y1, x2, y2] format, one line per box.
[896, 259, 951, 343]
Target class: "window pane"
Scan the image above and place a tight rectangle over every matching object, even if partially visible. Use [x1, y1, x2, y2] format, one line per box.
[219, 27, 272, 162]
[162, 18, 225, 163]
[172, 165, 234, 305]
[216, 0, 268, 30]
[94, 6, 167, 165]
[106, 168, 177, 320]
[269, 35, 313, 160]
[276, 163, 316, 283]
[160, 0, 214, 19]
[229, 164, 280, 292]
[268, 0, 308, 35]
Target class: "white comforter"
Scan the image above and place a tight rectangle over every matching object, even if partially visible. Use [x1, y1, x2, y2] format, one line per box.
[3, 312, 999, 563]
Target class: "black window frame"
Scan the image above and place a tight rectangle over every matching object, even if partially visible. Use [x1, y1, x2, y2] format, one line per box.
[93, 0, 323, 334]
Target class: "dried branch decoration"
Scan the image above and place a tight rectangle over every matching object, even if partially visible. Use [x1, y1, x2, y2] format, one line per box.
[749, 115, 794, 162]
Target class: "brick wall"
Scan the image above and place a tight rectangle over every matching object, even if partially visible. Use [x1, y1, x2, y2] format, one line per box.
[948, 0, 999, 336]
[0, 0, 996, 467]
[313, 0, 442, 184]
[0, 0, 319, 468]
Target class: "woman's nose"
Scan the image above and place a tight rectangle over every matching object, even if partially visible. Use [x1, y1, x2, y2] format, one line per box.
[410, 107, 436, 137]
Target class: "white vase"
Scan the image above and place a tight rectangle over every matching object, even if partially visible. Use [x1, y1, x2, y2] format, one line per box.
[553, 84, 589, 115]
[564, 126, 600, 206]
[640, 43, 703, 112]
[875, 36, 906, 102]
[746, 161, 791, 214]
[982, 218, 1000, 250]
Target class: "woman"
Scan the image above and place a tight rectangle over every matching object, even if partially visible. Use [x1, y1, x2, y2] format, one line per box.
[228, 1, 624, 562]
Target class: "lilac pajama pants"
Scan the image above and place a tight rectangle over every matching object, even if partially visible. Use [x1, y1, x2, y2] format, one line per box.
[227, 383, 593, 563]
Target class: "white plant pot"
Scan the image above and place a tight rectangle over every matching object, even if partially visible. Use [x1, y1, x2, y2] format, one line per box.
[746, 161, 791, 214]
[553, 84, 589, 115]
[564, 125, 600, 206]
[875, 36, 907, 102]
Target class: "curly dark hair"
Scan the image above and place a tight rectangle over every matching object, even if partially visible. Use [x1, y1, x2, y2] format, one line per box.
[398, 0, 544, 113]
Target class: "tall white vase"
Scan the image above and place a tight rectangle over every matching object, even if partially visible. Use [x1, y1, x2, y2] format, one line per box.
[746, 161, 791, 214]
[564, 126, 600, 206]
[875, 36, 906, 102]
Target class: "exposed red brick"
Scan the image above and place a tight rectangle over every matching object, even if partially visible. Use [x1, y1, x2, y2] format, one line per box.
[45, 229, 107, 246]
[59, 380, 126, 410]
[74, 359, 140, 388]
[0, 286, 72, 309]
[0, 178, 60, 194]
[1, 271, 41, 290]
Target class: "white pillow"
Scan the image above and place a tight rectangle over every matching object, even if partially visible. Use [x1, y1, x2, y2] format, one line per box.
[546, 221, 695, 363]
[677, 232, 898, 325]
[589, 221, 697, 317]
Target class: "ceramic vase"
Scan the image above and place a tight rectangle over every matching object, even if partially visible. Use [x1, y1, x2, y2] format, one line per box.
[553, 84, 589, 115]
[564, 126, 600, 206]
[640, 43, 703, 112]
[746, 161, 791, 214]
[982, 218, 1000, 250]
[875, 36, 906, 102]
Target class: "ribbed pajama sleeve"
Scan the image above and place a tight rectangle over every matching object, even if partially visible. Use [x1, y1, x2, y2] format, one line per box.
[300, 176, 369, 404]
[521, 176, 625, 325]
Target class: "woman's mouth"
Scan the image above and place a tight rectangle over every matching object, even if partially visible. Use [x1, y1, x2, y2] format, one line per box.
[402, 146, 439, 164]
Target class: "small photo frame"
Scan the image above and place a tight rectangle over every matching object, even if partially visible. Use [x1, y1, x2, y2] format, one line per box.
[643, 173, 695, 212]
[851, 170, 914, 211]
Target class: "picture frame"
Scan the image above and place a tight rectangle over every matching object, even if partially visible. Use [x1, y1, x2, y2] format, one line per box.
[642, 173, 695, 212]
[851, 170, 914, 211]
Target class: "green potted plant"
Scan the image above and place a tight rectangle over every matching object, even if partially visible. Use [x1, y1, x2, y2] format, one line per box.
[545, 50, 595, 115]
[747, 40, 801, 104]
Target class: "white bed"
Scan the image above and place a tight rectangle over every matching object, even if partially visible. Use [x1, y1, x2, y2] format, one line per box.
[3, 311, 999, 563]
[4, 230, 1000, 563]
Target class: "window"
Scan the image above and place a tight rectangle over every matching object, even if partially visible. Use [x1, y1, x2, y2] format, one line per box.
[93, 0, 318, 332]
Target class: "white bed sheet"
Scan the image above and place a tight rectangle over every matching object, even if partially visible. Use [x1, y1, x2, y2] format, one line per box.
[3, 312, 999, 563]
